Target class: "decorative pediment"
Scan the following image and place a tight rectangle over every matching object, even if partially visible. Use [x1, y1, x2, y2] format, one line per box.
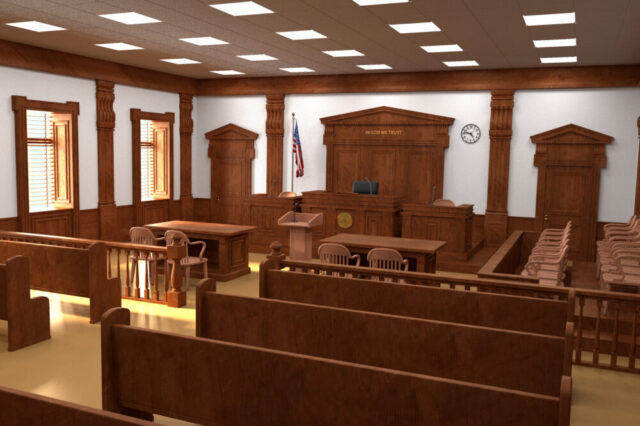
[531, 124, 613, 145]
[205, 123, 258, 141]
[320, 106, 454, 126]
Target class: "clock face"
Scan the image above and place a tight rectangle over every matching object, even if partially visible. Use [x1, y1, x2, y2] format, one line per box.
[461, 123, 481, 144]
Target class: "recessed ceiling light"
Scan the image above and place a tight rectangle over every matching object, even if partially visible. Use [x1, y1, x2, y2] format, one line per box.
[99, 12, 161, 25]
[210, 1, 274, 16]
[277, 30, 326, 40]
[390, 22, 440, 34]
[323, 49, 364, 57]
[353, 0, 409, 5]
[96, 42, 143, 51]
[180, 36, 228, 46]
[280, 67, 315, 73]
[443, 60, 479, 67]
[523, 12, 575, 26]
[6, 21, 65, 32]
[211, 70, 245, 75]
[161, 58, 201, 65]
[533, 38, 577, 48]
[358, 64, 392, 70]
[540, 56, 577, 64]
[237, 54, 277, 61]
[421, 44, 463, 53]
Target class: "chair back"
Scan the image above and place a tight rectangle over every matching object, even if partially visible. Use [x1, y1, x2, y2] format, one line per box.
[432, 199, 455, 207]
[164, 230, 190, 247]
[318, 243, 356, 266]
[129, 227, 159, 246]
[367, 248, 408, 271]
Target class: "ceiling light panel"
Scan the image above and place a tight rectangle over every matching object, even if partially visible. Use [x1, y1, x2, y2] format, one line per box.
[540, 56, 577, 64]
[358, 64, 391, 70]
[99, 12, 161, 25]
[443, 60, 479, 67]
[281, 67, 314, 73]
[180, 37, 228, 46]
[161, 58, 201, 64]
[323, 50, 364, 57]
[210, 2, 274, 16]
[533, 38, 577, 48]
[390, 22, 440, 34]
[523, 12, 575, 26]
[277, 30, 326, 40]
[237, 54, 277, 61]
[353, 0, 409, 5]
[211, 70, 245, 75]
[96, 42, 143, 51]
[6, 21, 65, 32]
[422, 44, 463, 53]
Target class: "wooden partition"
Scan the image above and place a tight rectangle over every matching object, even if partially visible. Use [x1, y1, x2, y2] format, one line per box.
[477, 230, 541, 283]
[102, 307, 570, 426]
[0, 385, 153, 425]
[197, 281, 571, 397]
[0, 256, 50, 351]
[242, 194, 300, 254]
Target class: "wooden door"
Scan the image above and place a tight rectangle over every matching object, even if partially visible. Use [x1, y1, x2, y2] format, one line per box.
[206, 124, 257, 225]
[532, 124, 613, 261]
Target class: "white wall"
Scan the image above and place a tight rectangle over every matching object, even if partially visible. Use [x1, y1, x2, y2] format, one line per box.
[113, 85, 180, 205]
[510, 88, 640, 222]
[0, 65, 98, 216]
[283, 92, 492, 213]
[193, 96, 267, 198]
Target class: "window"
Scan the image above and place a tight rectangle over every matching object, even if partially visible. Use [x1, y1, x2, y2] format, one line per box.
[139, 119, 171, 201]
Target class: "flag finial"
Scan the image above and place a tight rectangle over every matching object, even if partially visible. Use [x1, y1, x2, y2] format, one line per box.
[292, 113, 295, 117]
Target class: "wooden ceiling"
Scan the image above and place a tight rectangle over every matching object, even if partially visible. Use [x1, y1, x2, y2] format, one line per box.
[0, 0, 638, 79]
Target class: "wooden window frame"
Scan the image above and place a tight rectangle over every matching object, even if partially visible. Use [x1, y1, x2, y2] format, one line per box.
[130, 109, 174, 225]
[12, 96, 80, 235]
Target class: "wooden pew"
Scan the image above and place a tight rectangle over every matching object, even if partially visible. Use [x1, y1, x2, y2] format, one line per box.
[259, 266, 574, 337]
[102, 307, 571, 426]
[0, 385, 154, 425]
[197, 280, 573, 397]
[0, 256, 50, 351]
[0, 240, 120, 323]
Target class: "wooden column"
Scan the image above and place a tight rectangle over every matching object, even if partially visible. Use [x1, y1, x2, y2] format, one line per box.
[484, 89, 515, 246]
[179, 93, 194, 219]
[266, 94, 284, 196]
[635, 117, 640, 215]
[96, 80, 118, 240]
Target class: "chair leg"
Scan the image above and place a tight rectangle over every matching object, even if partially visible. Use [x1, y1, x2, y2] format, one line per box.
[185, 267, 191, 291]
[203, 263, 208, 279]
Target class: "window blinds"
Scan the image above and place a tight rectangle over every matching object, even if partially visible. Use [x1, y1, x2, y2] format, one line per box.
[26, 110, 56, 212]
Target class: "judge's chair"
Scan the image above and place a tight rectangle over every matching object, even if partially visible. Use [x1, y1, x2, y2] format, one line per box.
[318, 243, 360, 277]
[128, 227, 165, 291]
[367, 248, 409, 283]
[432, 199, 455, 207]
[164, 230, 208, 291]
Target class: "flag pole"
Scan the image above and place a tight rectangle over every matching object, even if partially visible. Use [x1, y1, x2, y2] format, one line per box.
[291, 113, 295, 194]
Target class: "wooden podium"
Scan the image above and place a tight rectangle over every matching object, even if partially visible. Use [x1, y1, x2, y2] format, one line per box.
[278, 212, 323, 261]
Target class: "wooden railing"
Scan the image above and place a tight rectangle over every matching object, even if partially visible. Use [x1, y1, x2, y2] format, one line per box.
[0, 231, 186, 307]
[266, 242, 640, 374]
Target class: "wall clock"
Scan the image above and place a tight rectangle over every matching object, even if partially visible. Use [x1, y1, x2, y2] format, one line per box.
[461, 123, 481, 144]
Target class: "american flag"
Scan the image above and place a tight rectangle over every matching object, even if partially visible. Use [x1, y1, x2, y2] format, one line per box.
[292, 117, 304, 177]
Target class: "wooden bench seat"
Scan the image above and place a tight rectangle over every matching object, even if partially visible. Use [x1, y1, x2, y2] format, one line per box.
[259, 267, 574, 337]
[0, 385, 153, 425]
[102, 307, 571, 426]
[0, 256, 50, 351]
[197, 280, 573, 397]
[0, 240, 120, 323]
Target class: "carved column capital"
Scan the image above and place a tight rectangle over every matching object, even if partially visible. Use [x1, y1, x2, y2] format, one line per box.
[96, 80, 115, 131]
[179, 93, 194, 136]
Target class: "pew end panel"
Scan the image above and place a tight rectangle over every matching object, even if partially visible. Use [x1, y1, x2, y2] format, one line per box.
[88, 242, 121, 324]
[195, 278, 216, 337]
[0, 255, 50, 351]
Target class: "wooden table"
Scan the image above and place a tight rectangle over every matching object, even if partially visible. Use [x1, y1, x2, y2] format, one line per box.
[145, 221, 256, 282]
[319, 233, 446, 273]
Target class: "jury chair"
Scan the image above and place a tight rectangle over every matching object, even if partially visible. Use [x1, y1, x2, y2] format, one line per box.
[164, 230, 208, 291]
[367, 248, 409, 283]
[128, 227, 165, 294]
[318, 243, 360, 277]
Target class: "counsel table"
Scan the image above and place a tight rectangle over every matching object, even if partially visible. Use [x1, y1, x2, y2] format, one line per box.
[319, 233, 446, 273]
[145, 221, 256, 282]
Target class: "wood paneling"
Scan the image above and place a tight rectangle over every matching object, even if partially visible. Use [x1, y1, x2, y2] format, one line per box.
[96, 80, 118, 240]
[206, 124, 257, 224]
[485, 89, 515, 246]
[197, 64, 640, 96]
[265, 94, 285, 196]
[179, 94, 194, 220]
[0, 39, 196, 94]
[242, 195, 300, 254]
[78, 209, 99, 239]
[532, 124, 613, 261]
[321, 106, 453, 203]
[636, 116, 640, 215]
[0, 218, 19, 232]
[193, 198, 211, 222]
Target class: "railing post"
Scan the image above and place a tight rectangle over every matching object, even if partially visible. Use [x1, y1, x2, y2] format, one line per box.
[268, 241, 285, 270]
[166, 237, 187, 308]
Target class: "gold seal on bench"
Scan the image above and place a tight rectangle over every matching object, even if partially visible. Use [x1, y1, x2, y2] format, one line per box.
[337, 212, 353, 229]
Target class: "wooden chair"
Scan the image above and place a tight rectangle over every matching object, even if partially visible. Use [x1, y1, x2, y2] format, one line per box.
[367, 248, 408, 282]
[604, 215, 638, 236]
[318, 243, 360, 277]
[432, 199, 455, 207]
[165, 230, 208, 291]
[128, 227, 164, 291]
